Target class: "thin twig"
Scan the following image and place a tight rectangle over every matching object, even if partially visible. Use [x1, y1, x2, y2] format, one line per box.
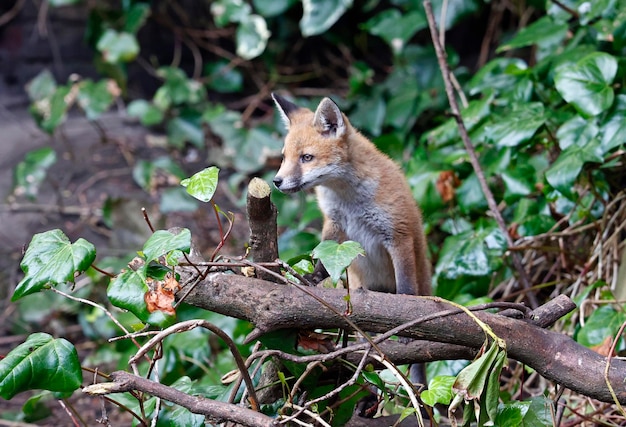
[423, 0, 538, 308]
[128, 319, 260, 412]
[604, 320, 626, 417]
[142, 207, 155, 233]
[0, 0, 26, 26]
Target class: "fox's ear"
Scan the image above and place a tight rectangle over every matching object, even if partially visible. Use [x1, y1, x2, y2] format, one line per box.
[272, 93, 299, 129]
[313, 97, 345, 138]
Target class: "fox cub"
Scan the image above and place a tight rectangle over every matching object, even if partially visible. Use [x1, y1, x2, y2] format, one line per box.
[272, 94, 431, 297]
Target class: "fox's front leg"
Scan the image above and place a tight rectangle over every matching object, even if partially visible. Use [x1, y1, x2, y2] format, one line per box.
[387, 237, 419, 296]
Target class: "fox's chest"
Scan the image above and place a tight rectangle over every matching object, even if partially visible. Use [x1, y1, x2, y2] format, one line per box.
[317, 185, 394, 249]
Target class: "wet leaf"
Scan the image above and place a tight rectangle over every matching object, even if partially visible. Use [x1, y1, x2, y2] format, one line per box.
[107, 264, 150, 322]
[300, 0, 353, 37]
[555, 52, 617, 117]
[311, 240, 365, 284]
[142, 229, 191, 262]
[485, 102, 545, 148]
[77, 79, 114, 120]
[0, 333, 82, 399]
[545, 139, 602, 196]
[97, 29, 140, 63]
[576, 305, 626, 347]
[421, 375, 455, 406]
[13, 147, 57, 200]
[14, 230, 96, 301]
[236, 14, 270, 59]
[127, 100, 164, 126]
[181, 166, 220, 202]
[497, 16, 568, 52]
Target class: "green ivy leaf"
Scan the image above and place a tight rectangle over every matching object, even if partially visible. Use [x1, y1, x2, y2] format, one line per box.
[26, 69, 57, 101]
[362, 9, 427, 53]
[154, 67, 206, 108]
[77, 79, 114, 120]
[485, 102, 545, 147]
[495, 401, 528, 427]
[350, 95, 385, 137]
[97, 29, 140, 63]
[167, 115, 204, 148]
[497, 16, 568, 52]
[29, 85, 71, 134]
[300, 0, 353, 37]
[132, 156, 186, 192]
[210, 0, 251, 27]
[13, 230, 96, 301]
[0, 333, 82, 399]
[142, 229, 191, 263]
[421, 375, 455, 406]
[169, 404, 205, 427]
[127, 100, 164, 126]
[576, 305, 626, 347]
[501, 167, 535, 203]
[205, 61, 244, 93]
[253, 0, 295, 17]
[160, 187, 199, 213]
[545, 139, 603, 196]
[107, 266, 150, 323]
[311, 240, 364, 284]
[13, 147, 57, 200]
[554, 52, 617, 117]
[236, 14, 270, 60]
[436, 225, 505, 280]
[556, 115, 599, 151]
[124, 3, 151, 34]
[600, 94, 626, 153]
[181, 166, 220, 202]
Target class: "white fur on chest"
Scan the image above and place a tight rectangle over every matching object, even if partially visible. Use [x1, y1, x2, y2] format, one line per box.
[317, 182, 394, 254]
[317, 183, 397, 291]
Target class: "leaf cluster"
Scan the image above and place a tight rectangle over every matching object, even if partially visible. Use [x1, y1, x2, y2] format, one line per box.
[6, 0, 626, 425]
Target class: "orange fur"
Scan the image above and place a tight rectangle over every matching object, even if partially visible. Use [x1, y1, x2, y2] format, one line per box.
[272, 94, 431, 296]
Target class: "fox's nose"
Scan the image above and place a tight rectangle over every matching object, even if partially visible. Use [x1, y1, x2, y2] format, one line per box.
[273, 177, 283, 188]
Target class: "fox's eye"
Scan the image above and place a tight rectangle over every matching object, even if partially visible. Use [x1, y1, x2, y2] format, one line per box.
[300, 154, 314, 163]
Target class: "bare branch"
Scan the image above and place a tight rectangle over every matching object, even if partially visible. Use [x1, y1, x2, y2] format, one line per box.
[127, 319, 260, 412]
[83, 371, 275, 427]
[181, 272, 626, 404]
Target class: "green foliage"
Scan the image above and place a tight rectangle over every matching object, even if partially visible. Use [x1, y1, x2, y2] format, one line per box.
[12, 147, 56, 200]
[421, 375, 455, 406]
[311, 240, 365, 284]
[180, 166, 220, 202]
[0, 333, 82, 399]
[12, 0, 626, 424]
[13, 229, 96, 301]
[451, 341, 508, 425]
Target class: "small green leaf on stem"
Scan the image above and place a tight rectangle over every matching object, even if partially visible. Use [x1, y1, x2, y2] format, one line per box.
[311, 240, 365, 284]
[181, 166, 220, 202]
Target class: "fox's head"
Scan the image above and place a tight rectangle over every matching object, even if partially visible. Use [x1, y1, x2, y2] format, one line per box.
[272, 94, 350, 193]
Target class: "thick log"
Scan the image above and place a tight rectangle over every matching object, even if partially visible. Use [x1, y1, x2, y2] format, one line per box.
[182, 273, 626, 405]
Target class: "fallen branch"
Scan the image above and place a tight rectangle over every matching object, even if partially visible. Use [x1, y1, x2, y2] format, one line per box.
[181, 272, 626, 404]
[83, 371, 275, 427]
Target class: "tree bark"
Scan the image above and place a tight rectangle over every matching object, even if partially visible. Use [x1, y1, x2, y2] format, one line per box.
[83, 371, 275, 427]
[246, 178, 280, 281]
[181, 272, 626, 405]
